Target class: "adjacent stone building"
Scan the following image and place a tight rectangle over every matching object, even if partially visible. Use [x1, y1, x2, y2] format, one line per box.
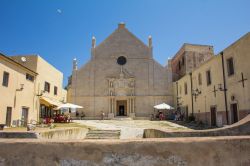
[11, 55, 67, 121]
[0, 53, 37, 126]
[171, 44, 214, 81]
[0, 53, 67, 126]
[173, 32, 250, 126]
[67, 23, 173, 119]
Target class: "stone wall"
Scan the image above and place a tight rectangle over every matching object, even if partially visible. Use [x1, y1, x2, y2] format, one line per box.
[144, 114, 250, 138]
[0, 128, 88, 139]
[0, 137, 250, 166]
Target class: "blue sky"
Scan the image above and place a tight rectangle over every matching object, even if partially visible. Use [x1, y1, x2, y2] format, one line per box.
[0, 0, 249, 86]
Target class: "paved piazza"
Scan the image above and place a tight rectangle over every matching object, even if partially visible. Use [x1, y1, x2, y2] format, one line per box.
[74, 120, 189, 139]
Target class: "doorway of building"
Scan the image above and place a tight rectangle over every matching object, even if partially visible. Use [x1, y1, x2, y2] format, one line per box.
[119, 105, 125, 116]
[230, 103, 238, 124]
[116, 100, 127, 116]
[6, 107, 12, 127]
[210, 106, 217, 126]
[22, 107, 29, 127]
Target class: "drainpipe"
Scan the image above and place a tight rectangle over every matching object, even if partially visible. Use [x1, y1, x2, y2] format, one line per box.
[189, 72, 194, 116]
[221, 52, 229, 125]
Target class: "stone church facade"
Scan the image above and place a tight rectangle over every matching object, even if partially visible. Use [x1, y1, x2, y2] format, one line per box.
[67, 23, 173, 119]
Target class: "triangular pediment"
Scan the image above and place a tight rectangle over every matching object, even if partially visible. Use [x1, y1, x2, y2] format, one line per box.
[93, 24, 150, 58]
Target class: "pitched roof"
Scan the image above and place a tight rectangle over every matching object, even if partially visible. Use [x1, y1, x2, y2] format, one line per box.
[0, 53, 38, 75]
[95, 23, 149, 50]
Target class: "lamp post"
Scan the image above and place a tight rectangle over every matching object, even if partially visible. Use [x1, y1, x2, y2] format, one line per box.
[16, 84, 24, 91]
[192, 88, 201, 102]
[218, 83, 227, 91]
[36, 90, 45, 96]
[14, 84, 25, 108]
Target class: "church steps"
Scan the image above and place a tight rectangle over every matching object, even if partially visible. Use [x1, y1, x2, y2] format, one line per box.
[85, 130, 120, 139]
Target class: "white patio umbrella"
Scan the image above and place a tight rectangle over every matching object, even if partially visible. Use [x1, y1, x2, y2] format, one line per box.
[56, 103, 83, 112]
[154, 103, 174, 110]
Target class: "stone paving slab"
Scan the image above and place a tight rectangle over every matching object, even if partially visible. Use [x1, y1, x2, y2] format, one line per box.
[74, 120, 189, 139]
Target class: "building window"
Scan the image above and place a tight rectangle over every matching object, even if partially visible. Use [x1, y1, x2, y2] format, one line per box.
[178, 61, 181, 70]
[184, 82, 188, 95]
[198, 73, 202, 85]
[54, 86, 58, 95]
[2, 71, 9, 87]
[227, 57, 235, 76]
[44, 82, 50, 93]
[206, 70, 212, 86]
[182, 56, 185, 66]
[26, 73, 34, 82]
[40, 105, 53, 118]
[179, 85, 182, 94]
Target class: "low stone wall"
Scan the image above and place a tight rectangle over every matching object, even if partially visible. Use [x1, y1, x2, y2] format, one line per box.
[144, 114, 250, 138]
[0, 132, 38, 138]
[0, 136, 249, 166]
[143, 125, 250, 138]
[0, 127, 88, 140]
[38, 127, 88, 140]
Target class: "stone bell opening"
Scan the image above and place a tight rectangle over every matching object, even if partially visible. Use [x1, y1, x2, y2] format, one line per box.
[116, 100, 127, 116]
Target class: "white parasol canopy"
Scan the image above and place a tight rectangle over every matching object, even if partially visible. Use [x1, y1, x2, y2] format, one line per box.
[154, 103, 174, 110]
[56, 103, 83, 110]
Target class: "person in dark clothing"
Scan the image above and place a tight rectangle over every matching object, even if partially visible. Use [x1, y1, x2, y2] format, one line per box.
[76, 111, 79, 119]
[80, 112, 85, 120]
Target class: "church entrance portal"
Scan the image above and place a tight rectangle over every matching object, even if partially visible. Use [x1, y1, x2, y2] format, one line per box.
[116, 100, 127, 116]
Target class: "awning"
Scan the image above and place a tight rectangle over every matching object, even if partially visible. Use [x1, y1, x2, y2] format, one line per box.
[40, 96, 63, 107]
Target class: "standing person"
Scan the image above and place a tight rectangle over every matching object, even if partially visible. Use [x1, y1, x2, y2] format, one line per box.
[101, 111, 105, 120]
[80, 112, 85, 120]
[159, 112, 164, 120]
[76, 111, 79, 119]
[156, 110, 160, 120]
[174, 112, 178, 121]
[67, 114, 71, 123]
[150, 114, 154, 121]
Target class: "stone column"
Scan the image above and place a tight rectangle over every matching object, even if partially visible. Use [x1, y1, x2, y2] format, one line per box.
[108, 97, 114, 119]
[112, 98, 114, 113]
[131, 98, 133, 114]
[131, 98, 134, 113]
[129, 98, 135, 118]
[131, 98, 133, 113]
[110, 98, 112, 113]
[133, 98, 135, 113]
[128, 98, 130, 115]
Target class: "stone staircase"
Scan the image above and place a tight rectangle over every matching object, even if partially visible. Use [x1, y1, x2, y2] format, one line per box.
[85, 130, 121, 139]
[113, 116, 133, 121]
